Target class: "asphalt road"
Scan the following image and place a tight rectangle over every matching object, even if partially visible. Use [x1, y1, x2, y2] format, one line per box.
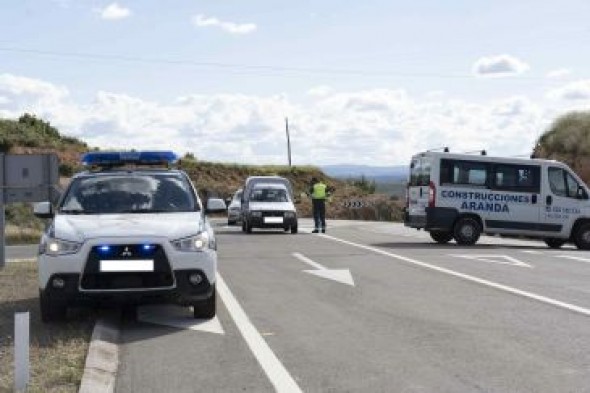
[17, 219, 589, 392]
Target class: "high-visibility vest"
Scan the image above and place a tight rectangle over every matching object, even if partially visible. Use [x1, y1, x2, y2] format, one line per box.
[312, 183, 327, 199]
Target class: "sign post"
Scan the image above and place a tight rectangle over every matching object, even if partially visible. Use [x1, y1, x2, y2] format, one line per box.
[0, 153, 59, 269]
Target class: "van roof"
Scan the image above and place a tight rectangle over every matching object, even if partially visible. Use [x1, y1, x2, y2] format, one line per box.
[412, 151, 559, 166]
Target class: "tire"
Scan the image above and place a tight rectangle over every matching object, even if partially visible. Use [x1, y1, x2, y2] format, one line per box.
[193, 286, 216, 319]
[241, 221, 246, 232]
[574, 223, 590, 250]
[453, 217, 481, 246]
[430, 231, 453, 244]
[246, 221, 253, 234]
[284, 226, 290, 232]
[228, 220, 235, 226]
[39, 290, 66, 323]
[291, 225, 298, 234]
[544, 238, 566, 249]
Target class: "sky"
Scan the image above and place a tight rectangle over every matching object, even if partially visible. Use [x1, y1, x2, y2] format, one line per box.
[1, 0, 590, 166]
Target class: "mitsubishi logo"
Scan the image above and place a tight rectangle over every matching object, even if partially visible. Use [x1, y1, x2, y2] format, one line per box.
[121, 247, 133, 257]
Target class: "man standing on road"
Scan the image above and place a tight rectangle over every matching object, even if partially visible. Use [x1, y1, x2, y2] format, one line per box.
[309, 177, 332, 233]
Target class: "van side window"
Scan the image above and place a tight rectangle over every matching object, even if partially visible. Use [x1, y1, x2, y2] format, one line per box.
[440, 159, 488, 187]
[549, 167, 580, 198]
[492, 164, 540, 193]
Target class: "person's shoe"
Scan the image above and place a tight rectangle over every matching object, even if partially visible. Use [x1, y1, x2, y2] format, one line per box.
[321, 228, 326, 233]
[312, 229, 319, 233]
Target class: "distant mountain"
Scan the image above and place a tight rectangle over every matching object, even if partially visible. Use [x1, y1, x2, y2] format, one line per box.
[321, 165, 408, 181]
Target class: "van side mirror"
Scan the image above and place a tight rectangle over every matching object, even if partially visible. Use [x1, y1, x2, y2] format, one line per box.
[577, 186, 589, 200]
[34, 202, 54, 219]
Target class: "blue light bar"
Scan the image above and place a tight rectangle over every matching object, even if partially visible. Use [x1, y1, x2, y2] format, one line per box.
[81, 151, 178, 167]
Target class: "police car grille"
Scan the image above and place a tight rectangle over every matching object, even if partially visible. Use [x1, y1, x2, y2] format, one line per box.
[262, 211, 284, 217]
[80, 245, 173, 290]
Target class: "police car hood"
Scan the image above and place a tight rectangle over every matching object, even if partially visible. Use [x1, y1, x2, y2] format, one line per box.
[53, 212, 203, 242]
[248, 201, 295, 212]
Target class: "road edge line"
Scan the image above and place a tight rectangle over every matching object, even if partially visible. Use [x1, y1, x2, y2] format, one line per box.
[78, 312, 121, 393]
[217, 274, 303, 393]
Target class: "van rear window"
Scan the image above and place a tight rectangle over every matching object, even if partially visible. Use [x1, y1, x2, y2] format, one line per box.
[409, 157, 431, 186]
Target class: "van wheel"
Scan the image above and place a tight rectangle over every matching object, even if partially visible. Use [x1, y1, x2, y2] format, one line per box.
[574, 223, 590, 250]
[453, 217, 481, 246]
[544, 238, 566, 249]
[39, 290, 66, 323]
[430, 231, 453, 244]
[193, 286, 216, 319]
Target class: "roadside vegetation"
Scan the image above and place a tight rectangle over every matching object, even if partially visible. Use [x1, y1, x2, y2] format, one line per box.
[0, 262, 95, 392]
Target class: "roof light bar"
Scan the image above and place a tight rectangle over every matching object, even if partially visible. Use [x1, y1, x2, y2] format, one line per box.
[81, 151, 178, 167]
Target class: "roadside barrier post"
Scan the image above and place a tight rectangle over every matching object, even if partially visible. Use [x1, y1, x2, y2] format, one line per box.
[14, 312, 30, 392]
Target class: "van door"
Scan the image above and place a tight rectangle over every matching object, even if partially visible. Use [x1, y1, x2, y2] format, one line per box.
[541, 166, 589, 237]
[407, 155, 431, 227]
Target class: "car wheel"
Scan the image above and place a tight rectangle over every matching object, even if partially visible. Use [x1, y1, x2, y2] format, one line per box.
[39, 290, 66, 323]
[246, 222, 253, 234]
[291, 225, 298, 234]
[193, 286, 216, 319]
[453, 217, 481, 246]
[430, 231, 453, 244]
[574, 223, 590, 250]
[544, 238, 566, 249]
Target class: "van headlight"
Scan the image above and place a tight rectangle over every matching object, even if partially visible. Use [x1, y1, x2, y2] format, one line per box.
[40, 237, 82, 256]
[171, 232, 210, 252]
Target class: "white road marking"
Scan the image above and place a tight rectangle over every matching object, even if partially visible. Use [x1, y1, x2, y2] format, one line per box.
[557, 255, 590, 264]
[137, 305, 225, 334]
[292, 252, 355, 286]
[318, 234, 590, 317]
[217, 274, 303, 393]
[449, 254, 532, 268]
[521, 250, 544, 255]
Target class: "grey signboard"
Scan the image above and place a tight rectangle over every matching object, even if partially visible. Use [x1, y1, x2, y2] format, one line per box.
[1, 153, 60, 268]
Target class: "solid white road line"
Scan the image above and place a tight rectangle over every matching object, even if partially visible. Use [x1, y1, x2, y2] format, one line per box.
[217, 274, 303, 393]
[557, 255, 590, 264]
[318, 234, 590, 317]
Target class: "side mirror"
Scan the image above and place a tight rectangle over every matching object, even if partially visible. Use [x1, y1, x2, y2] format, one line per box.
[577, 186, 589, 200]
[34, 202, 54, 219]
[206, 198, 227, 214]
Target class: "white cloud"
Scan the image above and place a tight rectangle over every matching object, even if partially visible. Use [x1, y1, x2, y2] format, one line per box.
[472, 54, 530, 78]
[98, 3, 131, 20]
[547, 79, 590, 101]
[307, 85, 333, 97]
[0, 72, 557, 165]
[546, 68, 572, 79]
[192, 14, 257, 35]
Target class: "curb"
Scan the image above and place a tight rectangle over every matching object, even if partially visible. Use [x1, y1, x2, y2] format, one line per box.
[79, 312, 121, 393]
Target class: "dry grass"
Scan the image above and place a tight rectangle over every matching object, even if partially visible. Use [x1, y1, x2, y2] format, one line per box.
[0, 262, 95, 393]
[4, 225, 43, 245]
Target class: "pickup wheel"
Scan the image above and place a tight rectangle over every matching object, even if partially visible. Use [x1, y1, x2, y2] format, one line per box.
[574, 223, 590, 250]
[544, 238, 566, 249]
[193, 286, 216, 319]
[39, 290, 67, 323]
[430, 231, 453, 244]
[453, 217, 481, 246]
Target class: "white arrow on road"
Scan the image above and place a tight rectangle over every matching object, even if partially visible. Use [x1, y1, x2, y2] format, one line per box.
[292, 252, 355, 286]
[449, 254, 532, 268]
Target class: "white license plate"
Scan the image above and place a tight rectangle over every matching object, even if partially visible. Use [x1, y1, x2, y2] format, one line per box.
[100, 260, 154, 272]
[264, 216, 284, 224]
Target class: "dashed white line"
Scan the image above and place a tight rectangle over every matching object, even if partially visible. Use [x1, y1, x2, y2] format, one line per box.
[216, 274, 303, 393]
[318, 233, 590, 317]
[557, 255, 590, 264]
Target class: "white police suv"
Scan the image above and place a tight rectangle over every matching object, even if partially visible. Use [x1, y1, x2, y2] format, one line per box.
[34, 151, 226, 322]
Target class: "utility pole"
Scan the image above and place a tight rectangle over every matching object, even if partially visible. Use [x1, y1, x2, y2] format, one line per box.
[285, 117, 292, 167]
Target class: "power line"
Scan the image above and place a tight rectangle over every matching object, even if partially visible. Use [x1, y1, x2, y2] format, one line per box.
[0, 46, 554, 81]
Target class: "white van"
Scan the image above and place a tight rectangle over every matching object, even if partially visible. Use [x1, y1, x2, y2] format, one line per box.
[404, 150, 590, 249]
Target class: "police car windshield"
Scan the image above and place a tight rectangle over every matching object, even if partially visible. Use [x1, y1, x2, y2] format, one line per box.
[59, 173, 198, 214]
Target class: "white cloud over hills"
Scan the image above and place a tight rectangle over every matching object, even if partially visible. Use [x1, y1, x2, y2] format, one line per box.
[192, 14, 257, 35]
[98, 2, 131, 20]
[0, 73, 568, 166]
[472, 54, 530, 78]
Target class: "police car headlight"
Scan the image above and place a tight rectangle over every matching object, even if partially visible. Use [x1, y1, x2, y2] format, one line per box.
[250, 211, 262, 218]
[40, 238, 82, 256]
[171, 232, 210, 252]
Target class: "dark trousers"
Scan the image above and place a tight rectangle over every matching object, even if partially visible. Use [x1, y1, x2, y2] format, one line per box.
[312, 199, 326, 229]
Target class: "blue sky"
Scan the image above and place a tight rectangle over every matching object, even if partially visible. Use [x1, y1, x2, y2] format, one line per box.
[1, 0, 590, 165]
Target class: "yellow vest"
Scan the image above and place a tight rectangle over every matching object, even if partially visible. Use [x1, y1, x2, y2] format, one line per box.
[312, 183, 327, 199]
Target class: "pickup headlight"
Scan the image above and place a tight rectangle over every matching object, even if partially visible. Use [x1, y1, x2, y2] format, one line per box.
[40, 237, 82, 256]
[250, 211, 262, 218]
[171, 232, 210, 252]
